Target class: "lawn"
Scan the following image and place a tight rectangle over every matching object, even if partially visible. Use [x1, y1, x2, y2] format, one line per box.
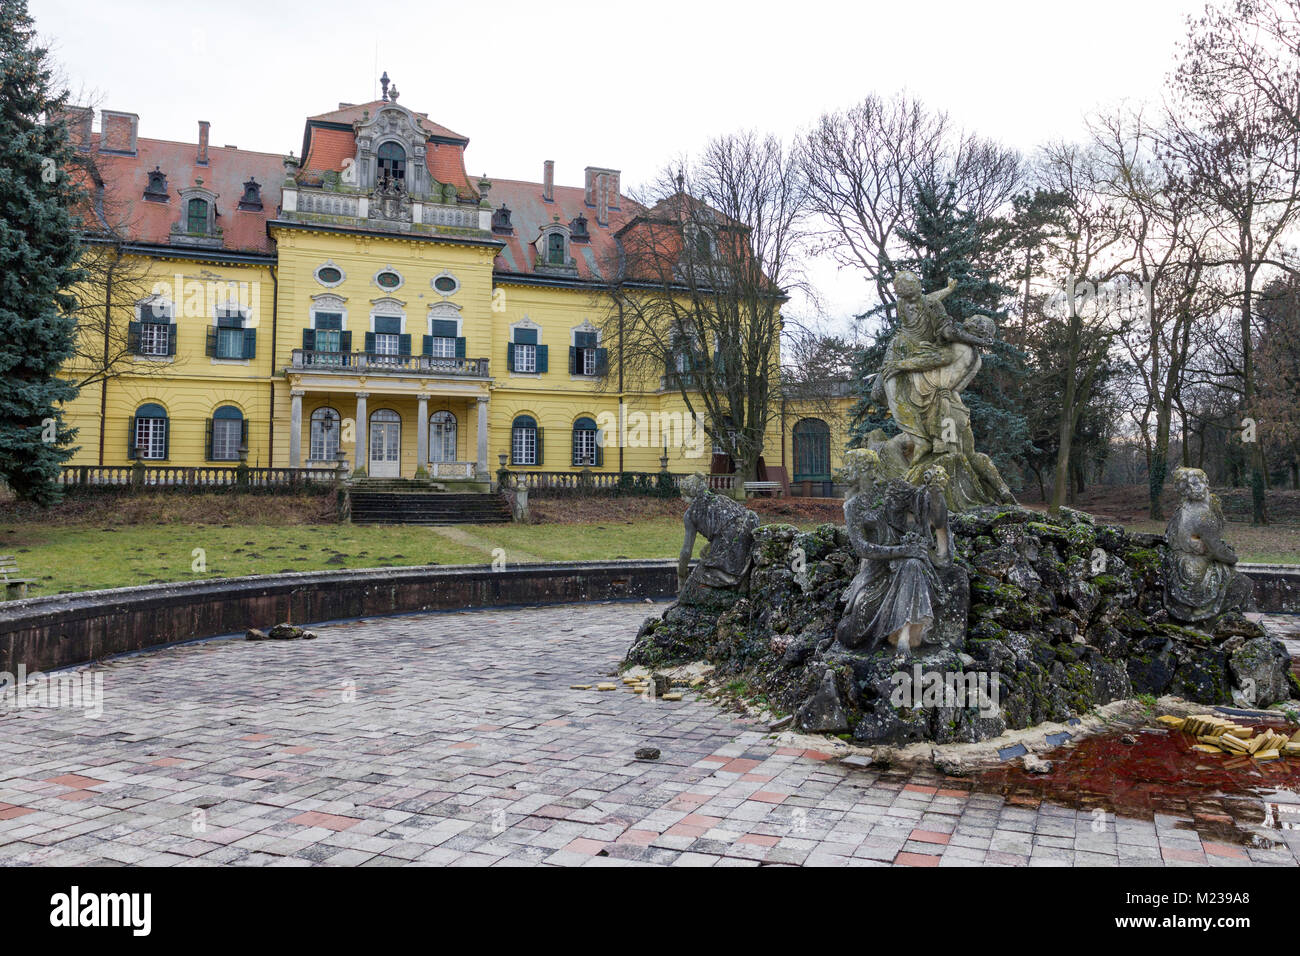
[0, 517, 712, 596]
[0, 491, 1294, 599]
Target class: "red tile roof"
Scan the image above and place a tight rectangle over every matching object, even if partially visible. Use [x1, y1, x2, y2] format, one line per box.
[79, 134, 283, 256]
[488, 179, 640, 282]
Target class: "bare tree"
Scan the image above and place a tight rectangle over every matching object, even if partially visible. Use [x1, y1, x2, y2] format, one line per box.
[1167, 1, 1300, 522]
[600, 131, 806, 483]
[1091, 105, 1220, 518]
[1032, 139, 1135, 513]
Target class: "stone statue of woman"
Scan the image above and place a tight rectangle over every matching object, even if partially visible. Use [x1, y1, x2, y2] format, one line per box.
[835, 451, 953, 657]
[1162, 467, 1252, 623]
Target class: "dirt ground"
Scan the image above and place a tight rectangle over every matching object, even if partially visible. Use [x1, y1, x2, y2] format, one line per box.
[1016, 482, 1300, 526]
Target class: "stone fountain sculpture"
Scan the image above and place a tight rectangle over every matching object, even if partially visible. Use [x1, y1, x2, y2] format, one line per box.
[675, 472, 760, 604]
[836, 451, 968, 656]
[1162, 467, 1253, 623]
[867, 272, 1016, 511]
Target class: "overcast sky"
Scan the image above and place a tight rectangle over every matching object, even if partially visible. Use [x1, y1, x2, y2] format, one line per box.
[31, 0, 1206, 326]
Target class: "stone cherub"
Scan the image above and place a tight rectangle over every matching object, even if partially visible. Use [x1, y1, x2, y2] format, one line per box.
[676, 472, 760, 603]
[1162, 467, 1252, 623]
[835, 450, 955, 657]
[868, 271, 1015, 510]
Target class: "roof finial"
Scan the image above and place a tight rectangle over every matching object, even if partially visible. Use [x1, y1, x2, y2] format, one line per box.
[380, 71, 390, 101]
[676, 169, 685, 193]
[388, 83, 399, 102]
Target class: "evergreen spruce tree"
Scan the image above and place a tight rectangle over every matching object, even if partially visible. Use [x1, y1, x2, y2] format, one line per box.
[0, 0, 83, 504]
[848, 178, 1032, 475]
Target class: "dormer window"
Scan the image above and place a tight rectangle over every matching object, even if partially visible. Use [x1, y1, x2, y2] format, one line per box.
[546, 232, 566, 265]
[377, 142, 406, 185]
[143, 167, 168, 201]
[238, 178, 263, 211]
[570, 214, 589, 241]
[492, 203, 513, 233]
[187, 198, 210, 234]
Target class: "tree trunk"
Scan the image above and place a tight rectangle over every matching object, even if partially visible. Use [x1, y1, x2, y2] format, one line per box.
[1242, 267, 1268, 524]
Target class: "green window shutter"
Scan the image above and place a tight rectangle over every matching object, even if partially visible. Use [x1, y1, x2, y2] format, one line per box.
[569, 346, 577, 374]
[205, 327, 217, 357]
[127, 321, 141, 353]
[302, 328, 316, 351]
[596, 441, 603, 468]
[430, 319, 458, 338]
[241, 419, 250, 448]
[167, 324, 177, 356]
[507, 342, 515, 371]
[339, 330, 352, 352]
[422, 335, 432, 357]
[536, 427, 544, 466]
[595, 348, 608, 376]
[514, 328, 537, 346]
[571, 428, 580, 467]
[398, 334, 411, 356]
[162, 419, 170, 460]
[455, 337, 466, 359]
[364, 331, 376, 353]
[126, 416, 136, 458]
[243, 328, 257, 359]
[537, 344, 548, 373]
[205, 419, 214, 461]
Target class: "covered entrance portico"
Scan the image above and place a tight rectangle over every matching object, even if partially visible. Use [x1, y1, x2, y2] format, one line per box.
[285, 355, 491, 481]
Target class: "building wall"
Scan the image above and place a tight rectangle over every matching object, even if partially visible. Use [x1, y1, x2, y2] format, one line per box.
[58, 239, 851, 485]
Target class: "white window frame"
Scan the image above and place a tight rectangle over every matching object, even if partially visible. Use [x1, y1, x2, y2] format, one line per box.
[310, 407, 341, 462]
[512, 423, 537, 466]
[211, 417, 242, 461]
[134, 416, 166, 460]
[514, 343, 537, 373]
[574, 426, 597, 467]
[429, 411, 457, 463]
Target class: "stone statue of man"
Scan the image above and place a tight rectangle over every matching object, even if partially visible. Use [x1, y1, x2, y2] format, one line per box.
[676, 472, 760, 601]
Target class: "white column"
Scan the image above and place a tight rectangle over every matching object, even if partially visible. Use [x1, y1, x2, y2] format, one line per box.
[476, 395, 489, 479]
[416, 393, 429, 471]
[289, 390, 303, 468]
[354, 392, 369, 476]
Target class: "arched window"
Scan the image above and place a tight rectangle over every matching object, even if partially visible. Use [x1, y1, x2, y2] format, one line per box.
[511, 415, 541, 466]
[186, 197, 208, 234]
[429, 411, 457, 463]
[793, 418, 831, 482]
[130, 403, 168, 460]
[377, 142, 406, 183]
[572, 416, 600, 468]
[207, 405, 246, 461]
[310, 407, 341, 462]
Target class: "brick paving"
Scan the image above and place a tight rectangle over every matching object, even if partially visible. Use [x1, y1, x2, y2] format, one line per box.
[0, 601, 1297, 867]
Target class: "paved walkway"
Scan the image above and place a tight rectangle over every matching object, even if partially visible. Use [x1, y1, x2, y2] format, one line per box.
[0, 602, 1296, 867]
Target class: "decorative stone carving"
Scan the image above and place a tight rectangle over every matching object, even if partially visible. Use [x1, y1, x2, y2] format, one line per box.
[1162, 467, 1253, 623]
[868, 271, 1015, 510]
[835, 452, 967, 656]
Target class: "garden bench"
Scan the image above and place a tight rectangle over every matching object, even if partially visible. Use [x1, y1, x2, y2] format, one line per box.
[0, 554, 34, 600]
[743, 481, 783, 498]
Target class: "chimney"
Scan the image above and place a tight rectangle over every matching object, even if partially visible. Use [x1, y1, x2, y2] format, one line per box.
[596, 175, 609, 227]
[542, 160, 554, 202]
[585, 166, 621, 221]
[51, 105, 92, 150]
[99, 110, 138, 155]
[197, 121, 210, 165]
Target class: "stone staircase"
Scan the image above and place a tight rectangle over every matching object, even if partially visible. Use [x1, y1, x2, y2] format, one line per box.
[348, 480, 510, 525]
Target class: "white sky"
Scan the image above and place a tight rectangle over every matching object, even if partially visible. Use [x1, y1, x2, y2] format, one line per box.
[31, 0, 1206, 327]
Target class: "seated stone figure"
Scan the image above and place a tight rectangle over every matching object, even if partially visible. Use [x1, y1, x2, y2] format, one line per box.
[836, 451, 956, 657]
[1162, 467, 1253, 623]
[676, 473, 760, 604]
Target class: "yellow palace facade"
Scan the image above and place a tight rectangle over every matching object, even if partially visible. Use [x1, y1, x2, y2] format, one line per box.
[56, 84, 849, 493]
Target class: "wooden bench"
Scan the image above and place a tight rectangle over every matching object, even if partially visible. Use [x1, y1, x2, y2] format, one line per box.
[0, 555, 35, 600]
[743, 481, 783, 498]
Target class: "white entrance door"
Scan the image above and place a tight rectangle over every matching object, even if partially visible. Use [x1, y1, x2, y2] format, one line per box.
[369, 409, 401, 478]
